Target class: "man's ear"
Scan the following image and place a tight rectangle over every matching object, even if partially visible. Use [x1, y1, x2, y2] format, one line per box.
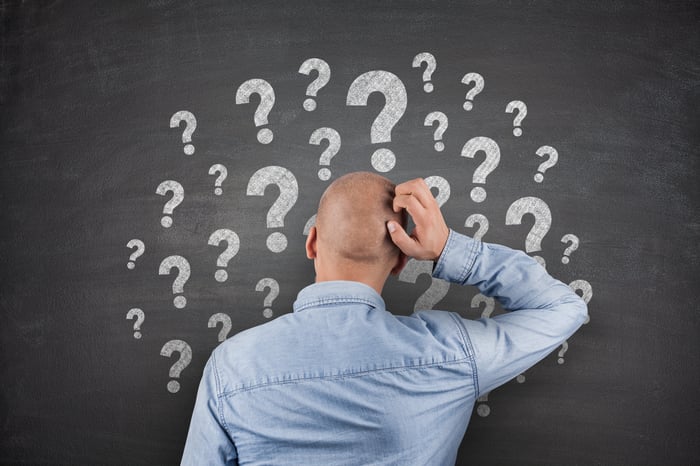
[390, 250, 408, 276]
[305, 226, 318, 260]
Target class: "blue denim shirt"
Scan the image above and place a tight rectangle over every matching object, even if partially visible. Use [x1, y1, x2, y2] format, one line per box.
[182, 230, 588, 465]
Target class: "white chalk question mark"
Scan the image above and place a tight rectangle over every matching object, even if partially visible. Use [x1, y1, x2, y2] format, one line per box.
[303, 214, 316, 236]
[126, 308, 145, 339]
[505, 197, 552, 266]
[235, 78, 275, 144]
[208, 313, 233, 343]
[207, 229, 240, 282]
[346, 70, 408, 172]
[208, 164, 228, 195]
[505, 100, 527, 137]
[461, 72, 484, 111]
[298, 58, 331, 111]
[461, 136, 501, 203]
[155, 180, 184, 228]
[465, 214, 489, 241]
[169, 111, 196, 155]
[569, 279, 593, 324]
[424, 175, 450, 207]
[424, 111, 448, 152]
[561, 234, 580, 264]
[472, 293, 495, 318]
[534, 145, 559, 183]
[557, 341, 569, 365]
[126, 239, 145, 269]
[256, 278, 279, 319]
[158, 255, 190, 309]
[309, 127, 341, 181]
[412, 52, 437, 92]
[246, 166, 298, 253]
[398, 259, 450, 310]
[160, 339, 192, 393]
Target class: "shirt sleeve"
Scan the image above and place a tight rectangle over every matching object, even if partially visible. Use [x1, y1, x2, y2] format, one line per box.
[181, 351, 238, 466]
[432, 229, 588, 396]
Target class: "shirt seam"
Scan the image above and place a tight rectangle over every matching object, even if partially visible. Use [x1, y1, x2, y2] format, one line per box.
[295, 296, 378, 312]
[457, 233, 480, 285]
[448, 312, 480, 396]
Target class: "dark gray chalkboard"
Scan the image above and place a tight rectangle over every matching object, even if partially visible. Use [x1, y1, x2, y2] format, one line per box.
[1, 1, 698, 464]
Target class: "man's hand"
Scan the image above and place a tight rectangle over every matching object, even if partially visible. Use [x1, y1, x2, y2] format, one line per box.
[387, 178, 450, 262]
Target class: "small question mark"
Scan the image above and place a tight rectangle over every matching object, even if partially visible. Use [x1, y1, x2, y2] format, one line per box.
[424, 176, 450, 208]
[207, 229, 240, 282]
[465, 214, 489, 241]
[126, 239, 145, 269]
[256, 278, 279, 319]
[412, 52, 437, 93]
[309, 127, 341, 181]
[346, 70, 408, 173]
[155, 180, 184, 228]
[169, 111, 196, 155]
[303, 214, 316, 236]
[461, 136, 501, 203]
[208, 313, 233, 342]
[505, 100, 527, 137]
[158, 255, 191, 309]
[126, 308, 145, 339]
[298, 58, 331, 111]
[472, 294, 495, 318]
[246, 166, 298, 253]
[235, 78, 275, 144]
[476, 392, 491, 417]
[398, 259, 450, 310]
[534, 145, 559, 183]
[160, 339, 192, 393]
[209, 164, 228, 195]
[561, 234, 580, 264]
[461, 72, 484, 111]
[569, 279, 593, 324]
[505, 196, 552, 265]
[424, 111, 448, 152]
[557, 341, 569, 365]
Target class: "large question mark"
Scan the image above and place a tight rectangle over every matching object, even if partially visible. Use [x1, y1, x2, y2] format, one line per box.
[160, 339, 192, 393]
[246, 166, 298, 253]
[208, 313, 233, 343]
[346, 70, 408, 173]
[235, 78, 275, 144]
[472, 293, 496, 417]
[534, 145, 559, 183]
[461, 72, 484, 111]
[309, 127, 341, 181]
[126, 239, 145, 270]
[126, 308, 145, 339]
[256, 278, 279, 319]
[569, 279, 593, 324]
[169, 110, 196, 155]
[155, 180, 184, 228]
[412, 52, 437, 93]
[465, 214, 489, 241]
[158, 255, 191, 309]
[505, 100, 527, 137]
[424, 111, 448, 152]
[461, 136, 501, 203]
[424, 175, 451, 208]
[398, 259, 450, 310]
[207, 229, 240, 282]
[561, 234, 580, 264]
[505, 197, 552, 265]
[208, 164, 228, 196]
[298, 58, 331, 111]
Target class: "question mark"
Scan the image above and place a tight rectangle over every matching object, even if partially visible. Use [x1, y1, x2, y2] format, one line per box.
[155, 180, 184, 228]
[424, 176, 450, 208]
[126, 308, 145, 339]
[208, 313, 233, 343]
[256, 278, 279, 319]
[126, 239, 145, 269]
[235, 78, 275, 144]
[569, 279, 593, 324]
[424, 111, 448, 152]
[557, 341, 569, 365]
[472, 294, 495, 318]
[465, 214, 489, 241]
[160, 339, 192, 394]
[461, 136, 501, 203]
[561, 234, 580, 264]
[303, 214, 316, 236]
[412, 52, 437, 93]
[209, 164, 228, 195]
[169, 111, 196, 155]
[534, 145, 559, 183]
[158, 255, 190, 309]
[298, 58, 331, 111]
[207, 229, 240, 282]
[461, 72, 484, 111]
[505, 100, 527, 137]
[398, 259, 450, 310]
[309, 127, 341, 181]
[346, 70, 408, 173]
[246, 166, 298, 253]
[505, 196, 552, 266]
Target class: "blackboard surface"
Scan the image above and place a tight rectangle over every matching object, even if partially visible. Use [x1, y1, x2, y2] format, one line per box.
[1, 1, 698, 465]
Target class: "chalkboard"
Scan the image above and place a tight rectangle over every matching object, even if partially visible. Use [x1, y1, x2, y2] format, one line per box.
[1, 1, 698, 465]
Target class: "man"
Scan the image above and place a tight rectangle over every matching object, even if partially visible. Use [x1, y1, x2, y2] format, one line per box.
[182, 172, 587, 465]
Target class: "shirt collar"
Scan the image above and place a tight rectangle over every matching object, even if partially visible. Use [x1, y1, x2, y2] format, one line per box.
[293, 280, 386, 313]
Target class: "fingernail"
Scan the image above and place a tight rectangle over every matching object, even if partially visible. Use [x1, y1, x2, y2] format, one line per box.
[387, 221, 396, 233]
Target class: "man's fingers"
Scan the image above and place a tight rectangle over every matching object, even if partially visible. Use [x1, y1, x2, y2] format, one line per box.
[387, 221, 418, 257]
[394, 178, 436, 210]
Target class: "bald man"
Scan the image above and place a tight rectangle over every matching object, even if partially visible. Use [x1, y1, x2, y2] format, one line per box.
[182, 172, 587, 466]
